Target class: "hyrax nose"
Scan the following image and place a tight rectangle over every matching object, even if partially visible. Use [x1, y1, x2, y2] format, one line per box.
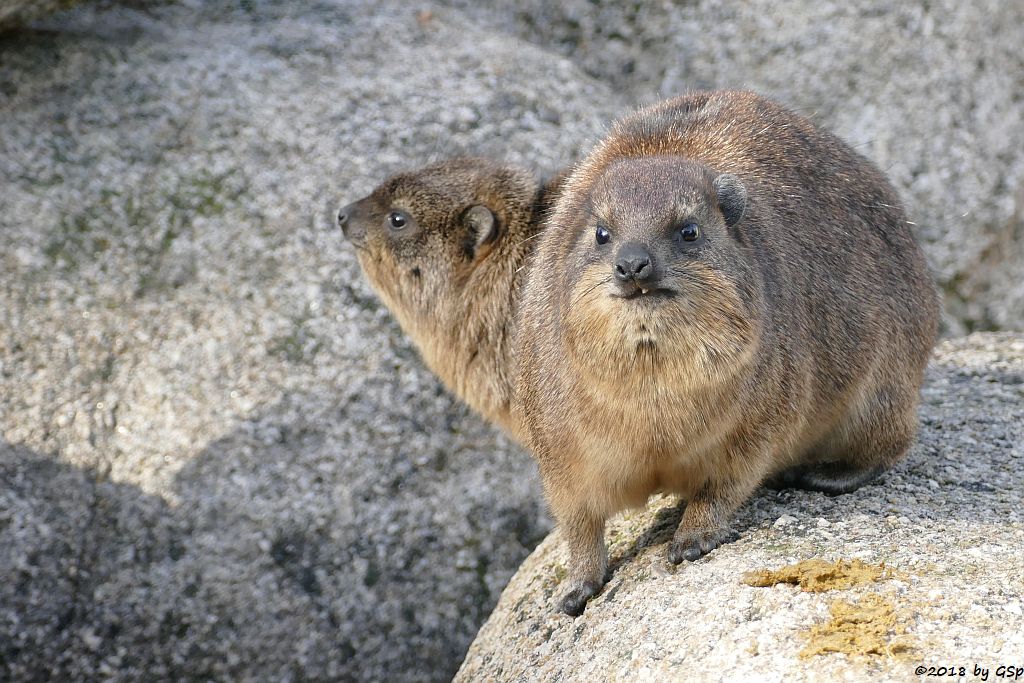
[337, 202, 363, 241]
[614, 242, 655, 284]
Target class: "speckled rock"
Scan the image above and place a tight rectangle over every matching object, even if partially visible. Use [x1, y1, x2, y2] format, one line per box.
[0, 1, 622, 681]
[442, 0, 1024, 333]
[456, 333, 1024, 682]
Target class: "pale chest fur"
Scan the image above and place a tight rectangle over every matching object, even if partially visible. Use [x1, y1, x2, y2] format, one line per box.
[563, 378, 747, 516]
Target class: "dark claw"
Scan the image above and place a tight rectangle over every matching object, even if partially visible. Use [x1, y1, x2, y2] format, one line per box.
[681, 545, 702, 562]
[559, 580, 603, 617]
[666, 528, 740, 565]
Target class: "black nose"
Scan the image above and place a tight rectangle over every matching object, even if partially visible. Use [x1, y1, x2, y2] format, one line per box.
[614, 242, 655, 284]
[338, 202, 363, 242]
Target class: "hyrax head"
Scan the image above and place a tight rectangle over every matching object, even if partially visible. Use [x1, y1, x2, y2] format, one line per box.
[561, 155, 761, 384]
[337, 157, 537, 335]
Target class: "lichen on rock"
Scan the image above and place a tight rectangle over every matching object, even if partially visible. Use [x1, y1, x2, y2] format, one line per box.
[800, 593, 915, 659]
[742, 559, 893, 593]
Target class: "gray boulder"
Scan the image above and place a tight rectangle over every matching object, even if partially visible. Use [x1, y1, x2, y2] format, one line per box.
[0, 1, 621, 680]
[456, 333, 1024, 682]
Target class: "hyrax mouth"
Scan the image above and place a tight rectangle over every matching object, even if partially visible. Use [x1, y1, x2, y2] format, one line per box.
[614, 286, 674, 301]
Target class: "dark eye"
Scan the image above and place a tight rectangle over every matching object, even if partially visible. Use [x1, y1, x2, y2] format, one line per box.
[387, 211, 408, 230]
[680, 222, 700, 242]
[595, 225, 611, 245]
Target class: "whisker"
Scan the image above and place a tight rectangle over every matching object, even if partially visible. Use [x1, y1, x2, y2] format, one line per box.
[573, 279, 609, 306]
[513, 232, 544, 247]
[664, 268, 706, 286]
[571, 276, 612, 308]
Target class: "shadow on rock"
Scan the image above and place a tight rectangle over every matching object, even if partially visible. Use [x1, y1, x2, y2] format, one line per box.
[1, 381, 548, 682]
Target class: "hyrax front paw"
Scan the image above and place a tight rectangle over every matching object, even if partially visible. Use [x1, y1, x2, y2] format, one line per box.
[666, 528, 740, 564]
[559, 579, 605, 617]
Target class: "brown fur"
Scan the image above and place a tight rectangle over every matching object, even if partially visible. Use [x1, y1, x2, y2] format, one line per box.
[338, 92, 939, 618]
[338, 158, 565, 439]
[516, 90, 940, 615]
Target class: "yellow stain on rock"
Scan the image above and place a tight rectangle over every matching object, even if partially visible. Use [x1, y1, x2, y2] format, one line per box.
[743, 558, 916, 658]
[800, 594, 915, 658]
[742, 558, 892, 592]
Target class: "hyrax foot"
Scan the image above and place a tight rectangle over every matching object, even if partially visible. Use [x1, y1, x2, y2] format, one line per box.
[559, 578, 605, 617]
[667, 527, 740, 565]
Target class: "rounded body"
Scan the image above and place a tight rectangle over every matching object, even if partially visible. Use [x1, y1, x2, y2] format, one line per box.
[516, 90, 940, 615]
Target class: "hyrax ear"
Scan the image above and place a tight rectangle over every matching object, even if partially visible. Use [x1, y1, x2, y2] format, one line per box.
[462, 205, 499, 251]
[713, 173, 746, 227]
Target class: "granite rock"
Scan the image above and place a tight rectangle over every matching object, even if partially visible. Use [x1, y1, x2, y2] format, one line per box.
[0, 1, 620, 680]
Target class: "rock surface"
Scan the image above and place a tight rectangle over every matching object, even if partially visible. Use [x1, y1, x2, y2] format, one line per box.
[0, 2, 618, 681]
[456, 334, 1024, 682]
[1, 0, 1022, 681]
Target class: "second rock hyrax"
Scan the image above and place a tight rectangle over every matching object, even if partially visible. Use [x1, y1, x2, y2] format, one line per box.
[516, 90, 940, 615]
[337, 157, 567, 440]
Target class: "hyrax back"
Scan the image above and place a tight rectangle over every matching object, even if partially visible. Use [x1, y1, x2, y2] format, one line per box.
[338, 157, 565, 438]
[517, 90, 940, 615]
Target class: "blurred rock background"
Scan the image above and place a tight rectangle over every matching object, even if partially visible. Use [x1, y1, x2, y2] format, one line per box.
[0, 0, 80, 32]
[0, 0, 1020, 681]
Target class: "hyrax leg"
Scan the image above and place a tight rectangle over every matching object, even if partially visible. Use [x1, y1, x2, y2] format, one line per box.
[667, 471, 762, 565]
[769, 384, 918, 495]
[552, 503, 608, 617]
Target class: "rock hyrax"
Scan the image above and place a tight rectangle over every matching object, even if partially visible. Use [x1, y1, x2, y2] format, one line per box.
[516, 90, 940, 615]
[337, 157, 566, 439]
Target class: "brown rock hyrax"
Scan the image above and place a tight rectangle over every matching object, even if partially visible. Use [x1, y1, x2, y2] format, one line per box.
[337, 157, 566, 439]
[516, 90, 940, 615]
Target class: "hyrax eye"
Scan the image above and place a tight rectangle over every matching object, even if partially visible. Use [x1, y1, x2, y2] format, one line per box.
[595, 225, 611, 245]
[387, 211, 409, 230]
[679, 222, 700, 242]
